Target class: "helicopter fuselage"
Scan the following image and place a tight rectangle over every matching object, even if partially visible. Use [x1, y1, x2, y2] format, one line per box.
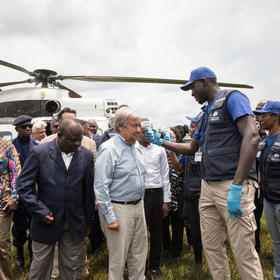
[0, 87, 119, 140]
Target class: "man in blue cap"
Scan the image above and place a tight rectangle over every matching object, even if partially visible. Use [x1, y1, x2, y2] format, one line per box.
[12, 115, 38, 267]
[254, 101, 280, 280]
[146, 67, 263, 279]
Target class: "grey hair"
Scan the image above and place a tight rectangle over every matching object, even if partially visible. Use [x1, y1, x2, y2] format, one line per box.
[114, 106, 140, 133]
[32, 120, 47, 133]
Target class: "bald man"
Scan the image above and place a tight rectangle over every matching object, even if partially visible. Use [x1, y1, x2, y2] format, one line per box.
[41, 108, 96, 279]
[17, 119, 95, 280]
[41, 107, 97, 162]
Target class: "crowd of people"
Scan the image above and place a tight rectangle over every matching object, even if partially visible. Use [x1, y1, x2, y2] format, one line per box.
[0, 66, 279, 280]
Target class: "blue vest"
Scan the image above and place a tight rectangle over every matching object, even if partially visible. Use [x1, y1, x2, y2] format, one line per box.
[258, 135, 280, 203]
[183, 154, 201, 199]
[200, 90, 257, 181]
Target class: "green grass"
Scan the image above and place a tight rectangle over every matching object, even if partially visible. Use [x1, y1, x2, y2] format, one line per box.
[12, 215, 274, 279]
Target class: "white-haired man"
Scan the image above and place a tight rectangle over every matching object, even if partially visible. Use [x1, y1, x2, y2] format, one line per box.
[31, 121, 47, 142]
[94, 106, 148, 280]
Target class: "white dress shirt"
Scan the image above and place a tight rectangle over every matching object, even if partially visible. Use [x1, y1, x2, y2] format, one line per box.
[61, 152, 74, 170]
[139, 142, 171, 203]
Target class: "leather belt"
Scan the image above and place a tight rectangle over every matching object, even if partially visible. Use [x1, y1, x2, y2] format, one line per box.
[145, 188, 162, 193]
[111, 198, 141, 205]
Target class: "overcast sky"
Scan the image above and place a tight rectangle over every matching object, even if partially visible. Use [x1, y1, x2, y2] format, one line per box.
[0, 0, 279, 128]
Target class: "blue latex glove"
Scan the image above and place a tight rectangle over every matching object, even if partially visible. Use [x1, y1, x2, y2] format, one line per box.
[227, 184, 243, 219]
[144, 128, 163, 146]
[163, 132, 173, 142]
[163, 132, 173, 153]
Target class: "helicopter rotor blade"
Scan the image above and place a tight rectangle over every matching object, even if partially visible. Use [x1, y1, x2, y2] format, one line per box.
[0, 79, 33, 88]
[217, 82, 253, 89]
[0, 60, 32, 75]
[58, 75, 253, 89]
[56, 82, 82, 98]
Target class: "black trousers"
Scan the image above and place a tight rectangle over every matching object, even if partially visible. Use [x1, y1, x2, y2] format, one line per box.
[162, 211, 184, 257]
[254, 188, 264, 252]
[89, 210, 104, 253]
[184, 197, 202, 263]
[144, 188, 163, 269]
[12, 202, 32, 249]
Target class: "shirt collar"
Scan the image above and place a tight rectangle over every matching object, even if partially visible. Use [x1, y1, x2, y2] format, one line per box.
[116, 133, 135, 147]
[61, 151, 74, 157]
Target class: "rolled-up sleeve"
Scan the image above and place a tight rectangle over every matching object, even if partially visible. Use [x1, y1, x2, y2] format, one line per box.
[94, 147, 116, 224]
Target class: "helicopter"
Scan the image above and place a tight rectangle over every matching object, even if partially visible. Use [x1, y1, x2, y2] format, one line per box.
[0, 59, 253, 140]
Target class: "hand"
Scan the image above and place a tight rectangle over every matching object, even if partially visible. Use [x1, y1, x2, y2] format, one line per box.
[107, 220, 119, 231]
[227, 184, 243, 219]
[42, 213, 54, 224]
[144, 128, 163, 146]
[163, 132, 173, 153]
[3, 200, 18, 213]
[162, 203, 169, 219]
[163, 132, 173, 142]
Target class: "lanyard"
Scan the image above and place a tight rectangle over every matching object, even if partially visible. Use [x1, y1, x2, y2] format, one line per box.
[198, 90, 223, 146]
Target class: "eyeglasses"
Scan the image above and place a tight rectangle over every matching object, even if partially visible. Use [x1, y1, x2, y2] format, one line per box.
[18, 124, 33, 129]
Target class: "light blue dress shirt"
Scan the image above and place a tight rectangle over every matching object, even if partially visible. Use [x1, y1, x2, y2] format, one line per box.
[94, 133, 146, 224]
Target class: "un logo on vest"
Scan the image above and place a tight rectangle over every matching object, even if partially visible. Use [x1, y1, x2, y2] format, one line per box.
[210, 110, 219, 121]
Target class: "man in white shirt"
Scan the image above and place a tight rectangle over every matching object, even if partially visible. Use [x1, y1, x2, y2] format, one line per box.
[138, 118, 171, 276]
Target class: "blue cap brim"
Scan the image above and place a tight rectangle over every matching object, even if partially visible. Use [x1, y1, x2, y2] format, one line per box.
[253, 108, 269, 114]
[180, 81, 193, 91]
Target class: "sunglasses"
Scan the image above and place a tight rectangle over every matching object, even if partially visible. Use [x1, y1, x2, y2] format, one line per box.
[18, 124, 33, 129]
[52, 125, 59, 128]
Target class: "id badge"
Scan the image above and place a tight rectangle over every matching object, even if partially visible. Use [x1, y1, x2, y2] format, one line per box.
[194, 151, 202, 162]
[256, 151, 261, 159]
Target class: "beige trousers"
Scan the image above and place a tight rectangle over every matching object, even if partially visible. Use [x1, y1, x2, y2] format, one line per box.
[51, 242, 87, 279]
[199, 179, 263, 280]
[29, 230, 84, 280]
[99, 201, 148, 280]
[0, 210, 13, 280]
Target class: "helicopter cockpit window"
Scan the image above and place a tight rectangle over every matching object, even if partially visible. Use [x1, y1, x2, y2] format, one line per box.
[0, 100, 53, 117]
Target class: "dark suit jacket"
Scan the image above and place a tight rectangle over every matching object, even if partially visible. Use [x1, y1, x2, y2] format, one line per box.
[92, 133, 102, 151]
[17, 139, 95, 245]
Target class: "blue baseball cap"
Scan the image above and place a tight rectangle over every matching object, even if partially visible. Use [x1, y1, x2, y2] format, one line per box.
[185, 112, 203, 123]
[181, 67, 217, 91]
[253, 101, 280, 114]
